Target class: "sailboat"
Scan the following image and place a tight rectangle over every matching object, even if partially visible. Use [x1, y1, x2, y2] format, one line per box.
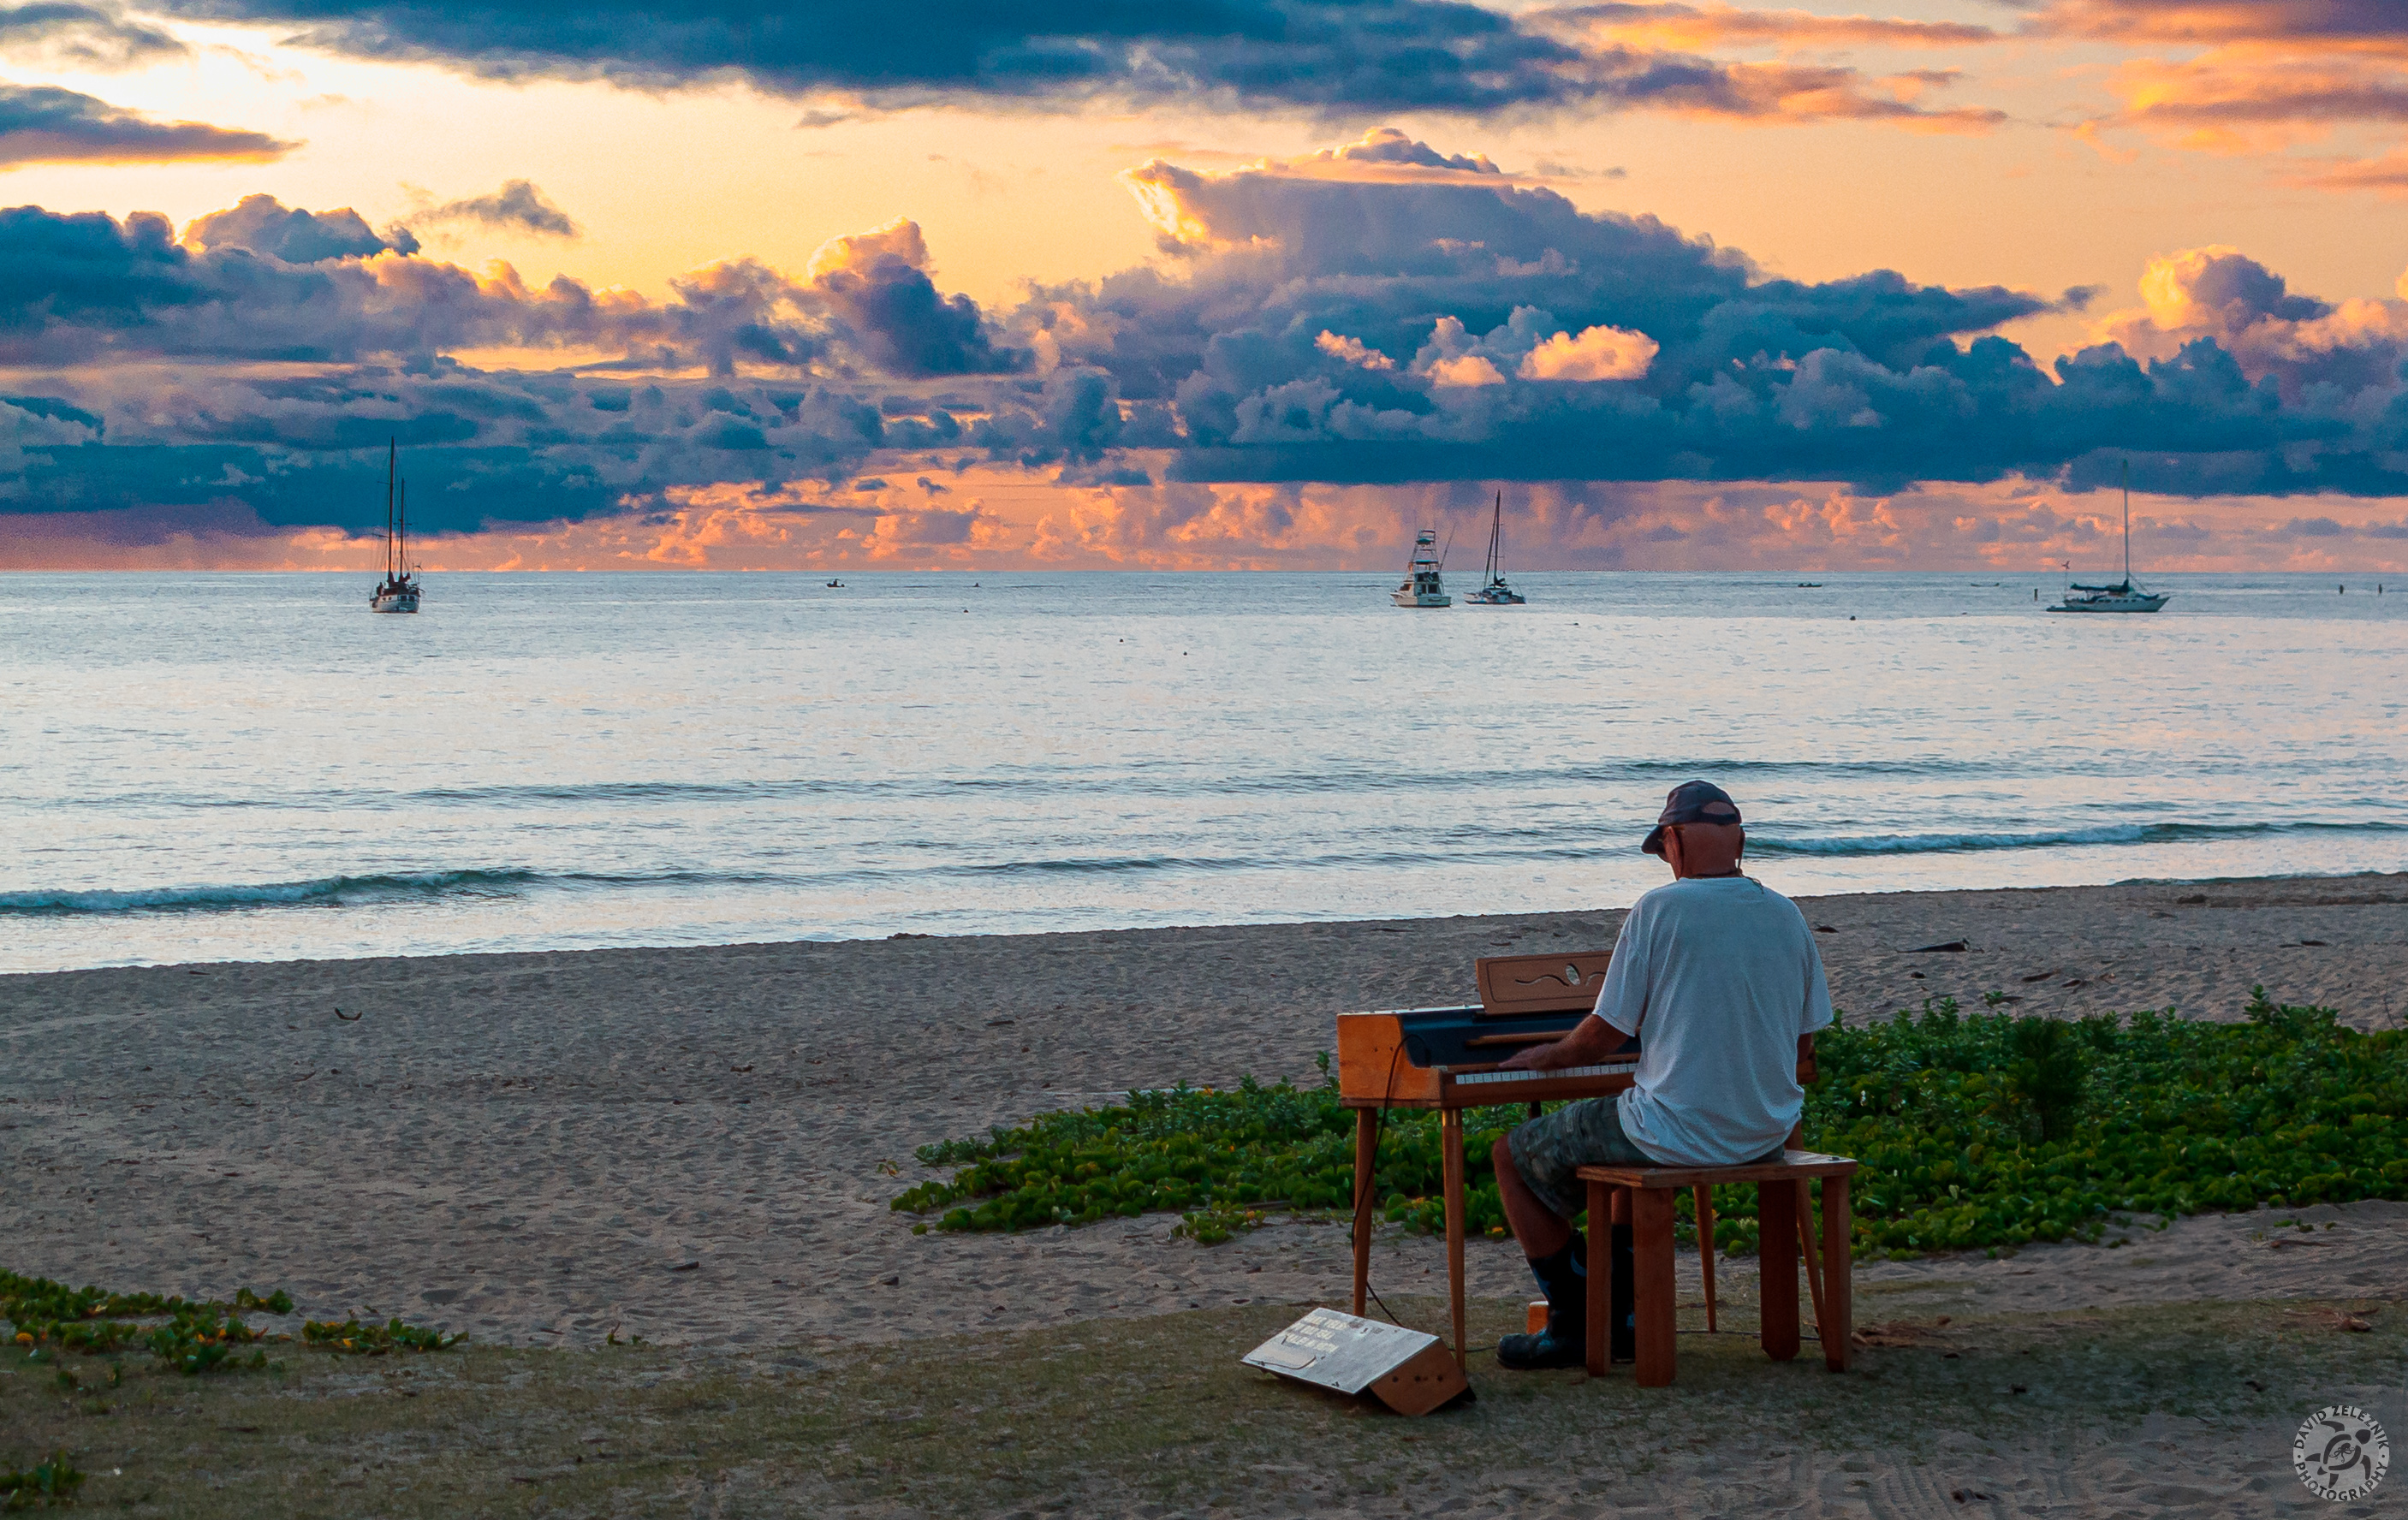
[1392, 528, 1451, 607]
[369, 440, 421, 614]
[1462, 490, 1525, 605]
[2050, 462, 2167, 614]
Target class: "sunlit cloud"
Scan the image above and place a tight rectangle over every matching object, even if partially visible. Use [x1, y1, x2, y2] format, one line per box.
[2029, 1, 2408, 52]
[2284, 147, 2408, 195]
[0, 2, 190, 69]
[2036, 4, 2408, 183]
[1553, 3, 2004, 55]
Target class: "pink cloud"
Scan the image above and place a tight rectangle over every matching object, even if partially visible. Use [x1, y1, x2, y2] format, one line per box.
[13, 464, 2403, 573]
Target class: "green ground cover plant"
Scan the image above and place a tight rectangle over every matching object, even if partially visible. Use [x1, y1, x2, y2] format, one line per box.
[891, 990, 2408, 1256]
[2, 1270, 461, 1376]
[0, 1451, 83, 1510]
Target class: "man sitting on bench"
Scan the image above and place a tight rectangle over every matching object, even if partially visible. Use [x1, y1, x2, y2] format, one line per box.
[1489, 781, 1834, 1370]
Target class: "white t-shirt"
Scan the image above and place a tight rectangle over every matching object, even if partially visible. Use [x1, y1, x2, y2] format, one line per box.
[1592, 875, 1834, 1167]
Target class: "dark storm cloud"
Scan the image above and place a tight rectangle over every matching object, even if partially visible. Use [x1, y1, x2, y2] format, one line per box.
[0, 199, 1017, 531]
[803, 220, 1026, 378]
[0, 80, 292, 166]
[156, 0, 1999, 124]
[158, 0, 1586, 108]
[185, 193, 414, 261]
[0, 369, 892, 532]
[0, 201, 839, 368]
[419, 179, 579, 238]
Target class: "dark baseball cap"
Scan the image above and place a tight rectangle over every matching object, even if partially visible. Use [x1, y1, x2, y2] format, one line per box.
[1641, 781, 1742, 855]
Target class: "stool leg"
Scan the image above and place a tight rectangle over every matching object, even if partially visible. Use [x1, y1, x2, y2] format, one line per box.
[1585, 1179, 1609, 1376]
[1822, 1174, 1853, 1373]
[1797, 1183, 1828, 1335]
[1758, 1179, 1799, 1362]
[1693, 1185, 1718, 1333]
[1350, 1108, 1376, 1317]
[1632, 1188, 1677, 1386]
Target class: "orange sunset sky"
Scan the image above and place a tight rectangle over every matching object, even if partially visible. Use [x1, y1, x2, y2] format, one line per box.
[3, 0, 2407, 572]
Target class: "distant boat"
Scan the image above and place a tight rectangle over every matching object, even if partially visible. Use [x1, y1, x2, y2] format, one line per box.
[2051, 462, 2167, 614]
[1392, 529, 1451, 608]
[1462, 491, 1525, 605]
[369, 440, 420, 614]
[826, 579, 843, 587]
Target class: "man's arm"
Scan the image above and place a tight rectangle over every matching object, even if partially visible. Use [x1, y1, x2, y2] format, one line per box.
[1499, 1013, 1635, 1072]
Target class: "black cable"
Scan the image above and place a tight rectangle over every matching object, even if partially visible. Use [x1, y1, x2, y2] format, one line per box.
[1353, 1042, 1409, 1327]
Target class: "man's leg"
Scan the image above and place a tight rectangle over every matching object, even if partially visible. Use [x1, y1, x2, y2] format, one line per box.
[1494, 1132, 1571, 1256]
[1492, 1123, 1636, 1371]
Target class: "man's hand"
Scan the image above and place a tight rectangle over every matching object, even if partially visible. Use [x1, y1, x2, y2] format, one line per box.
[1496, 1015, 1632, 1072]
[1499, 1040, 1560, 1071]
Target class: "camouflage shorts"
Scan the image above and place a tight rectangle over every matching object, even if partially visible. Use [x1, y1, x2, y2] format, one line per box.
[1504, 1095, 1654, 1223]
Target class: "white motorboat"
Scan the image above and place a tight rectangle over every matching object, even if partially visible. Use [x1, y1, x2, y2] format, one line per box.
[1462, 490, 1525, 605]
[369, 440, 421, 614]
[2051, 462, 2166, 614]
[1392, 529, 1451, 607]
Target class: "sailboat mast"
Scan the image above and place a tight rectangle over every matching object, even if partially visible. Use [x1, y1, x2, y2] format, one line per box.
[2122, 459, 2131, 583]
[384, 439, 396, 581]
[399, 472, 407, 578]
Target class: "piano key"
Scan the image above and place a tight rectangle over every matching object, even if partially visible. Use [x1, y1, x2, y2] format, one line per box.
[1449, 1061, 1638, 1084]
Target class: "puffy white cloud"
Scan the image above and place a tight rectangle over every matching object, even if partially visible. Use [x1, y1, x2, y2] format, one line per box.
[1315, 330, 1395, 370]
[1518, 323, 1658, 381]
[1425, 353, 1505, 387]
[2091, 245, 2408, 400]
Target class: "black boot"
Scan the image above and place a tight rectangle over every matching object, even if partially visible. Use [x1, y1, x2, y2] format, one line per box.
[1495, 1228, 1636, 1370]
[1495, 1242, 1587, 1370]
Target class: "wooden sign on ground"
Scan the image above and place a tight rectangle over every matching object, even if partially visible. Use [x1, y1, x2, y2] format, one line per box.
[1240, 1308, 1470, 1416]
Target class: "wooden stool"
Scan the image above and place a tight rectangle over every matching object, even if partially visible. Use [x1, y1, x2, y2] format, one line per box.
[1576, 1150, 1859, 1386]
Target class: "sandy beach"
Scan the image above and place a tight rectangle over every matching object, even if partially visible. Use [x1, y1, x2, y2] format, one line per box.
[5, 870, 2405, 1515]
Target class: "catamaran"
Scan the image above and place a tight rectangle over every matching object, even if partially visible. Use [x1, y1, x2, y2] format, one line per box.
[370, 440, 421, 614]
[1463, 490, 1525, 605]
[2050, 461, 2166, 614]
[1392, 528, 1451, 607]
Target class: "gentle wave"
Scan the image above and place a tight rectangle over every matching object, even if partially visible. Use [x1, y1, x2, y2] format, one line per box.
[41, 755, 2210, 814]
[0, 868, 782, 917]
[17, 817, 2407, 917]
[1750, 820, 2408, 858]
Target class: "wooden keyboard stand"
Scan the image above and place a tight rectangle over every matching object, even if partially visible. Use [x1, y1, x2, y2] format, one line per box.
[1338, 951, 1626, 1370]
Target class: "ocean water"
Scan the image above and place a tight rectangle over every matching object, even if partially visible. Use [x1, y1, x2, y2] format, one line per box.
[3, 570, 2403, 973]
